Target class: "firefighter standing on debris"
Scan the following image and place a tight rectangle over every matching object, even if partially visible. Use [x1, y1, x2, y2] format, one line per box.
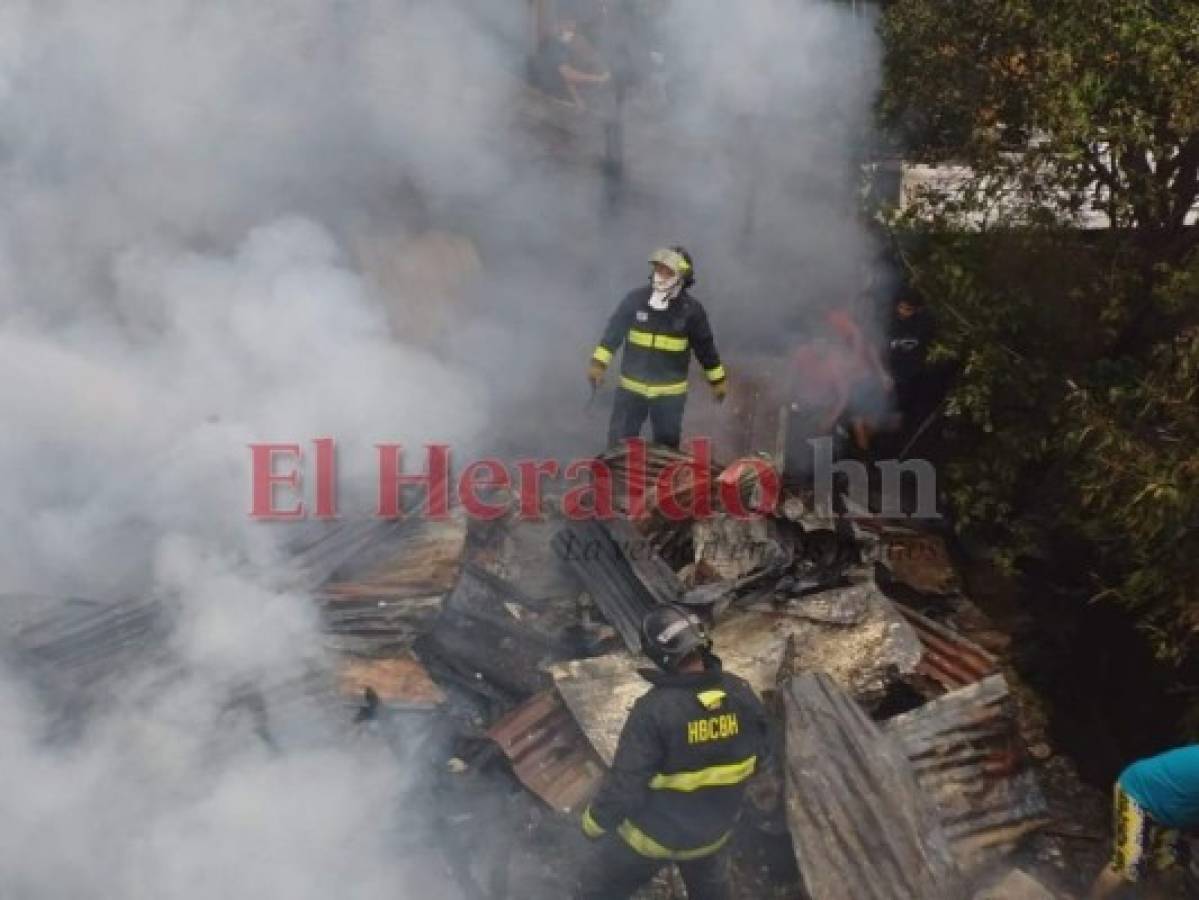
[575, 606, 768, 900]
[588, 247, 727, 449]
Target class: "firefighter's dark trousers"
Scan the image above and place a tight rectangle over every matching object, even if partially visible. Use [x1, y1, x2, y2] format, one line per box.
[575, 834, 731, 900]
[607, 388, 687, 450]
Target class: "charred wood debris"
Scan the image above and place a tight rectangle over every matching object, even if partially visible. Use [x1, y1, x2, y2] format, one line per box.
[0, 445, 1065, 898]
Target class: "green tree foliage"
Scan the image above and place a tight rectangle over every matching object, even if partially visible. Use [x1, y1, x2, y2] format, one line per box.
[877, 1, 1199, 672]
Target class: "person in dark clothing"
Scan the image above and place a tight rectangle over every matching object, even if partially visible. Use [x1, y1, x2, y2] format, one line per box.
[575, 606, 769, 900]
[888, 293, 935, 429]
[530, 18, 611, 110]
[589, 247, 727, 449]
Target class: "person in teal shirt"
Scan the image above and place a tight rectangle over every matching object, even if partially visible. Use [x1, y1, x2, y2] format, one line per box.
[1090, 744, 1199, 897]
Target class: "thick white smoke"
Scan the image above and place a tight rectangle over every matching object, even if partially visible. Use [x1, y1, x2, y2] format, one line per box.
[0, 1, 879, 897]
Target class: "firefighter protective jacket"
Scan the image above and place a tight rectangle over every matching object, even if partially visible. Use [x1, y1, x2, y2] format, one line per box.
[592, 286, 726, 399]
[581, 656, 768, 860]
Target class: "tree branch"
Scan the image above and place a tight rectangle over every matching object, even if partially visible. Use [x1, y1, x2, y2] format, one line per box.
[1165, 133, 1199, 237]
[1084, 143, 1129, 227]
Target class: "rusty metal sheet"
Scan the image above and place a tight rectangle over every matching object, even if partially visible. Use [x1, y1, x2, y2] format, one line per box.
[885, 674, 1050, 865]
[896, 604, 999, 693]
[597, 442, 763, 520]
[337, 655, 445, 708]
[597, 443, 721, 516]
[315, 515, 468, 656]
[486, 690, 606, 814]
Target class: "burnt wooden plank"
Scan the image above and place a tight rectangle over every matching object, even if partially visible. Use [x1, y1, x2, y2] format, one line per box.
[783, 672, 960, 900]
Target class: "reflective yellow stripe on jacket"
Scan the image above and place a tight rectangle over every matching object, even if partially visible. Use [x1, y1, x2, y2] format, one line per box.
[620, 376, 688, 398]
[627, 329, 689, 352]
[617, 821, 732, 861]
[705, 364, 727, 383]
[648, 755, 757, 792]
[592, 345, 613, 365]
[581, 806, 606, 838]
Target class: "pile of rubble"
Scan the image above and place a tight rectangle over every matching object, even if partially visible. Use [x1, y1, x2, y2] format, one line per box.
[0, 444, 1061, 898]
[309, 444, 1055, 898]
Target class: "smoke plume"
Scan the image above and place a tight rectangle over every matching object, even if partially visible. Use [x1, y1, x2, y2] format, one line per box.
[0, 1, 879, 897]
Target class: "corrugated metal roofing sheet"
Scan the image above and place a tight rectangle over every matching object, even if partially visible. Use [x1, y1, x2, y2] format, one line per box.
[552, 517, 675, 653]
[596, 442, 763, 519]
[897, 603, 999, 693]
[314, 515, 467, 657]
[597, 443, 721, 517]
[1, 595, 168, 712]
[485, 689, 605, 814]
[783, 671, 962, 899]
[337, 655, 445, 708]
[885, 674, 1050, 862]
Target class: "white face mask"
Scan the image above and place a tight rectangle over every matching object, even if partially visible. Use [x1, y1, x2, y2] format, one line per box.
[652, 271, 680, 293]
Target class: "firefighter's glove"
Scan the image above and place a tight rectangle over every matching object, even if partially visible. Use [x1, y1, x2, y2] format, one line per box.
[587, 360, 607, 389]
[711, 379, 728, 404]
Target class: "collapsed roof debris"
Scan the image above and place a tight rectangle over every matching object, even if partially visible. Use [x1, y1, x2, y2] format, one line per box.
[4, 442, 1058, 897]
[485, 689, 605, 813]
[870, 524, 960, 597]
[596, 442, 724, 520]
[418, 562, 582, 704]
[718, 581, 925, 705]
[468, 514, 582, 609]
[551, 516, 680, 652]
[338, 654, 446, 711]
[288, 439, 1050, 897]
[0, 592, 355, 755]
[885, 673, 1050, 865]
[691, 513, 775, 584]
[311, 514, 468, 658]
[595, 442, 760, 566]
[782, 672, 962, 900]
[896, 603, 1000, 695]
[0, 594, 169, 730]
[551, 654, 647, 765]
